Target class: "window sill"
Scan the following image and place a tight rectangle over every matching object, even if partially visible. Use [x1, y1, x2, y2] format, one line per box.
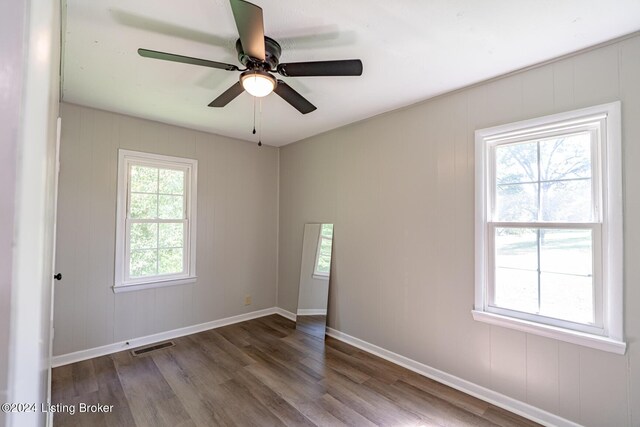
[471, 310, 626, 355]
[312, 274, 329, 280]
[113, 276, 197, 293]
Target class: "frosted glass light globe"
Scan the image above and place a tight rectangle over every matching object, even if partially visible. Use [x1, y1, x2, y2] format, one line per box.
[240, 71, 276, 97]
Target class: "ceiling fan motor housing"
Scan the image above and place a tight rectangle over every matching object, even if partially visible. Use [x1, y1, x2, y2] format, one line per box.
[236, 36, 282, 70]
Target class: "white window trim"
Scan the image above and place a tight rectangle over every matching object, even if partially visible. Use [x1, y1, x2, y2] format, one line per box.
[473, 102, 625, 354]
[114, 149, 198, 293]
[312, 226, 332, 280]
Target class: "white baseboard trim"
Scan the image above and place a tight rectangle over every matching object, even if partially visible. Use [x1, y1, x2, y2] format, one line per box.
[325, 327, 581, 427]
[296, 309, 327, 316]
[52, 307, 279, 368]
[274, 307, 297, 322]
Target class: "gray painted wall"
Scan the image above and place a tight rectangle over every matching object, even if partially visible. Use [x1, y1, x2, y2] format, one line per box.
[278, 35, 640, 426]
[297, 224, 330, 312]
[53, 103, 279, 356]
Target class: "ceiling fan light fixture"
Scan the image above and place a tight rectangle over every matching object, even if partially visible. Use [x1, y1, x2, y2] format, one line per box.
[240, 70, 276, 97]
[138, 0, 361, 113]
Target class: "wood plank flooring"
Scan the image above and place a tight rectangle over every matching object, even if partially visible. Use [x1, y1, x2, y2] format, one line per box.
[295, 315, 327, 339]
[52, 315, 540, 427]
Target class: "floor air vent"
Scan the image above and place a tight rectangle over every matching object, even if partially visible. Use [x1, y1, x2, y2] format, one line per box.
[131, 341, 175, 357]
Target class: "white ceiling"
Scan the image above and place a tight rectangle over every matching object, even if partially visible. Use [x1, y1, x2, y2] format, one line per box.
[63, 0, 640, 146]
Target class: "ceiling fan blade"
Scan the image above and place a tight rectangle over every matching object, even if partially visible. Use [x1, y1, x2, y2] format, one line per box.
[229, 0, 265, 61]
[277, 59, 363, 77]
[274, 80, 316, 114]
[208, 81, 244, 107]
[138, 48, 239, 71]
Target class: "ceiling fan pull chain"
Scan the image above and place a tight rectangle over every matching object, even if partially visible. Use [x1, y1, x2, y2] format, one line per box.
[258, 98, 263, 147]
[252, 96, 257, 135]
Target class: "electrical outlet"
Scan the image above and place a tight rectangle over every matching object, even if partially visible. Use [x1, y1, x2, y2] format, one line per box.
[244, 295, 252, 306]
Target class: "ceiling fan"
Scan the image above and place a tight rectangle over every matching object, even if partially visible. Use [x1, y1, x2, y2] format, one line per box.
[138, 0, 363, 114]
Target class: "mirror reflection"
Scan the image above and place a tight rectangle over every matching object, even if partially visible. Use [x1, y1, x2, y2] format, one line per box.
[296, 223, 333, 339]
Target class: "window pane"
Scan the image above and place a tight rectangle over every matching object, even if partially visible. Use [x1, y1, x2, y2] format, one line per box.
[321, 223, 333, 238]
[320, 237, 332, 254]
[316, 236, 333, 274]
[541, 180, 592, 222]
[159, 169, 184, 195]
[495, 228, 538, 270]
[316, 255, 331, 274]
[316, 260, 330, 274]
[130, 249, 157, 277]
[540, 273, 593, 324]
[495, 183, 538, 221]
[130, 223, 158, 250]
[540, 229, 592, 276]
[159, 248, 183, 274]
[494, 268, 538, 314]
[159, 223, 184, 248]
[539, 133, 591, 181]
[130, 194, 158, 219]
[495, 142, 538, 184]
[158, 195, 184, 219]
[130, 165, 158, 193]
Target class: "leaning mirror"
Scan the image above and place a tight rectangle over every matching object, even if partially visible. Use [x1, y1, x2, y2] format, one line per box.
[296, 223, 333, 339]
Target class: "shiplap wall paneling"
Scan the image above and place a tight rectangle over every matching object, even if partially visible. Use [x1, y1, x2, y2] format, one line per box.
[54, 103, 279, 357]
[619, 36, 640, 427]
[278, 35, 640, 426]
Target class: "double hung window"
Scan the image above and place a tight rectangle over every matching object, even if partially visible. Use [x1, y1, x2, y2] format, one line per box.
[114, 150, 197, 292]
[474, 102, 624, 354]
